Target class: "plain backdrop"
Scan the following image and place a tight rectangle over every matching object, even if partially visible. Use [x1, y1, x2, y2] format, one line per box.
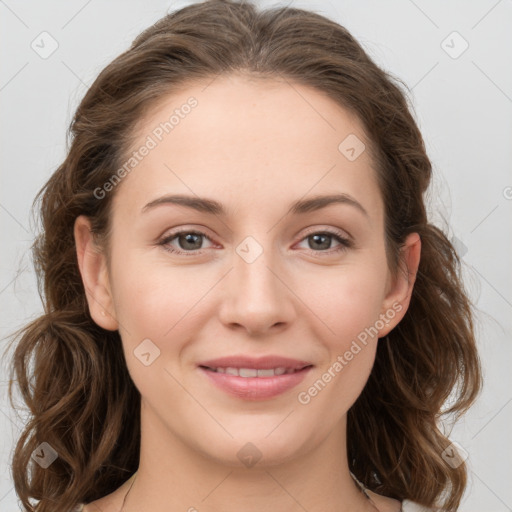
[1, 1, 511, 511]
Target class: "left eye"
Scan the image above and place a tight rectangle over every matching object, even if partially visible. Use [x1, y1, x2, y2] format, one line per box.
[296, 231, 352, 253]
[158, 230, 352, 255]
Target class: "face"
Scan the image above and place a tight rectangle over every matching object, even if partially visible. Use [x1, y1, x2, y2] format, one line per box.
[76, 73, 419, 468]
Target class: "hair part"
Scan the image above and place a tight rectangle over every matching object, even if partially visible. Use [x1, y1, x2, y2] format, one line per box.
[7, 1, 482, 510]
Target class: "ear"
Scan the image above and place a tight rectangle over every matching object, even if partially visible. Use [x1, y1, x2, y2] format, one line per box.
[74, 215, 118, 331]
[377, 232, 421, 337]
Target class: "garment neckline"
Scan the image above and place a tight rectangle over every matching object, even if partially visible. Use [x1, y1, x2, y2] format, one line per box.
[350, 471, 404, 512]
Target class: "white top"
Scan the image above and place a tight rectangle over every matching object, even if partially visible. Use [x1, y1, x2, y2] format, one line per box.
[351, 472, 434, 512]
[402, 501, 434, 511]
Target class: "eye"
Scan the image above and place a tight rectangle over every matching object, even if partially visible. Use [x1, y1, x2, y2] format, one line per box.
[158, 230, 215, 256]
[295, 229, 353, 255]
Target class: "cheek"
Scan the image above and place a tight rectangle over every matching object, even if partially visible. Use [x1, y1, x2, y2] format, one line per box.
[111, 257, 210, 339]
[308, 261, 387, 343]
[294, 260, 386, 411]
[109, 257, 209, 402]
[108, 248, 238, 395]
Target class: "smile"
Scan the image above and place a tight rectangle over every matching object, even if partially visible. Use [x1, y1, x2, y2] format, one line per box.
[198, 357, 313, 400]
[201, 366, 310, 377]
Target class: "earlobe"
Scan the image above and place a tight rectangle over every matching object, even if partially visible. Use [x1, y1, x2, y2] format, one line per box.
[377, 232, 421, 337]
[74, 215, 119, 331]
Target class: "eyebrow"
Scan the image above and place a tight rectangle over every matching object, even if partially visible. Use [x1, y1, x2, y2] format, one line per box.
[141, 193, 369, 218]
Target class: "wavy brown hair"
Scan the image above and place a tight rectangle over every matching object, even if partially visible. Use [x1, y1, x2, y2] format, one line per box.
[6, 0, 482, 510]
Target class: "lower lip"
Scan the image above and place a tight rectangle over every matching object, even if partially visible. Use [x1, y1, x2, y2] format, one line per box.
[199, 366, 313, 400]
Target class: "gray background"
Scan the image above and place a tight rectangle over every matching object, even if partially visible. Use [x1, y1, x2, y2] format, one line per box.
[1, 1, 511, 511]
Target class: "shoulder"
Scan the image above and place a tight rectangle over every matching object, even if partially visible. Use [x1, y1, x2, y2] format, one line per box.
[73, 471, 137, 512]
[76, 474, 136, 512]
[365, 488, 436, 512]
[78, 496, 123, 512]
[364, 488, 402, 512]
[71, 489, 124, 512]
[77, 501, 120, 512]
[354, 473, 435, 512]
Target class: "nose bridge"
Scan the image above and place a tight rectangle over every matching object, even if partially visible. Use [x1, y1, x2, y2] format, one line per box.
[219, 233, 294, 334]
[236, 234, 280, 296]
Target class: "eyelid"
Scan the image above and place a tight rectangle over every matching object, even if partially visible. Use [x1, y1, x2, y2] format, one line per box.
[300, 225, 353, 242]
[158, 224, 217, 242]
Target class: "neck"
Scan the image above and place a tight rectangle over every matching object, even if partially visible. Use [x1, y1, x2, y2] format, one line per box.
[122, 401, 377, 512]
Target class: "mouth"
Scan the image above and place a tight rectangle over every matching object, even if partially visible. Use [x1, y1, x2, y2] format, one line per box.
[197, 356, 314, 400]
[199, 365, 312, 377]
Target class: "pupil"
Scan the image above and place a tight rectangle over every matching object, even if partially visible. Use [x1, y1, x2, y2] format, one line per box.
[311, 234, 330, 250]
[181, 233, 201, 250]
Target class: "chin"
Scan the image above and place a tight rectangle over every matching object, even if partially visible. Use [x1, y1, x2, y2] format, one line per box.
[203, 440, 305, 470]
[185, 419, 316, 470]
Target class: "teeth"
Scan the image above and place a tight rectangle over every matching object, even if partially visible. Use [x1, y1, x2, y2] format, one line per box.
[239, 368, 258, 377]
[209, 366, 298, 377]
[257, 369, 275, 377]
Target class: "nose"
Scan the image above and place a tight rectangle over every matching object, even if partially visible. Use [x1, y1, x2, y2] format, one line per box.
[217, 237, 296, 337]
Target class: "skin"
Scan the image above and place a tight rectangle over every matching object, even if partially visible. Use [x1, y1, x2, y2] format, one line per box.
[75, 73, 421, 512]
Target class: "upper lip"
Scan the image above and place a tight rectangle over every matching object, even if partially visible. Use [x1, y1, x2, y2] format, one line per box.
[198, 355, 313, 370]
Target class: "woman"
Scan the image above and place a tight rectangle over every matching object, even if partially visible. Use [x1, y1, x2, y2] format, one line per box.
[7, 0, 482, 511]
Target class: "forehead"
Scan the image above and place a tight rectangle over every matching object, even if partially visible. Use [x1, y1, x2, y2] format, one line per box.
[113, 73, 383, 222]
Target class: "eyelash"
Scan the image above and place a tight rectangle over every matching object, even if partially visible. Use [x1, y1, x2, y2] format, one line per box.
[158, 228, 353, 257]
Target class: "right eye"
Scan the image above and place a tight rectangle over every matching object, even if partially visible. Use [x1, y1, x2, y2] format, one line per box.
[158, 230, 215, 255]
